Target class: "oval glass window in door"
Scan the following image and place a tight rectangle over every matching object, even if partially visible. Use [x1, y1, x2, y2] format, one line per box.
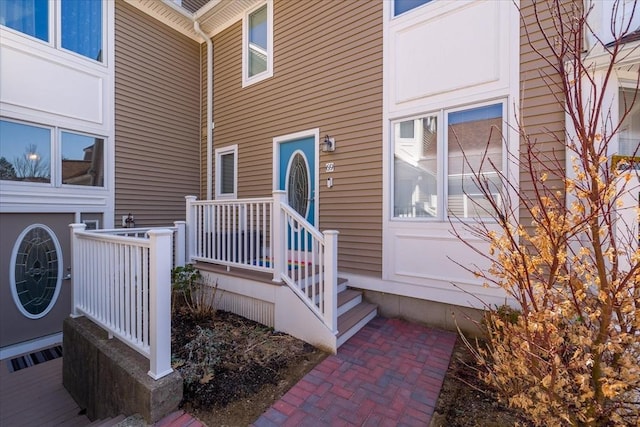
[10, 224, 63, 319]
[287, 151, 310, 218]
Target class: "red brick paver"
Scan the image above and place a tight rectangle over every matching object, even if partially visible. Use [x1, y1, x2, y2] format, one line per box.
[252, 317, 457, 426]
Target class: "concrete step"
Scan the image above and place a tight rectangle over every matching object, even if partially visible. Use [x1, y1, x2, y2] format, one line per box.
[336, 301, 377, 348]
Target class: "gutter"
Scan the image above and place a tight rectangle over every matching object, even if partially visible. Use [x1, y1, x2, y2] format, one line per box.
[193, 21, 214, 200]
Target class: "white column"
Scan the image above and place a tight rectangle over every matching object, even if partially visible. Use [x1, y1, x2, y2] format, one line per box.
[323, 230, 339, 334]
[173, 220, 186, 267]
[272, 191, 286, 283]
[147, 229, 173, 380]
[185, 195, 197, 263]
[69, 223, 87, 318]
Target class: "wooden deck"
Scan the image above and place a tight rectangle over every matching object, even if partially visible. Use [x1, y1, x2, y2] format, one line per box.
[0, 355, 91, 426]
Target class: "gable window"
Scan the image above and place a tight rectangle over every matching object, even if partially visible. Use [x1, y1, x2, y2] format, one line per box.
[242, 1, 273, 86]
[215, 145, 238, 199]
[393, 102, 504, 220]
[0, 0, 104, 63]
[0, 119, 106, 187]
[393, 0, 432, 17]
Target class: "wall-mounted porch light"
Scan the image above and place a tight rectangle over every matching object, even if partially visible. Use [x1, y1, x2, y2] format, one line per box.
[322, 135, 336, 152]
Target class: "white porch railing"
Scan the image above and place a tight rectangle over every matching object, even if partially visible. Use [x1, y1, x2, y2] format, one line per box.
[69, 222, 184, 380]
[185, 191, 339, 333]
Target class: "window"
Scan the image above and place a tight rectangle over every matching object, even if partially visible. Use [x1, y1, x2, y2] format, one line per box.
[394, 0, 432, 17]
[0, 0, 48, 42]
[0, 0, 103, 63]
[243, 1, 273, 86]
[619, 88, 640, 157]
[0, 119, 106, 187]
[0, 120, 51, 183]
[393, 102, 504, 220]
[61, 0, 102, 61]
[215, 145, 238, 199]
[61, 132, 104, 186]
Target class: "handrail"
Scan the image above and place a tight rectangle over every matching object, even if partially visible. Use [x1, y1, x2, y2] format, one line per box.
[70, 224, 174, 380]
[273, 191, 338, 333]
[184, 193, 338, 334]
[186, 196, 273, 273]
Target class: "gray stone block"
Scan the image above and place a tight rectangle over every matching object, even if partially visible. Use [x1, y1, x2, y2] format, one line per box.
[63, 317, 182, 424]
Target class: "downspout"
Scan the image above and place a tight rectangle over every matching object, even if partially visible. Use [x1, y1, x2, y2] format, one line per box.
[194, 21, 213, 200]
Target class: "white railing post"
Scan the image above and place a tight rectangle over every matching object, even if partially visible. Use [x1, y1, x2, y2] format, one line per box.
[323, 230, 339, 334]
[147, 229, 173, 380]
[272, 191, 287, 283]
[69, 223, 87, 318]
[173, 220, 186, 267]
[185, 195, 197, 263]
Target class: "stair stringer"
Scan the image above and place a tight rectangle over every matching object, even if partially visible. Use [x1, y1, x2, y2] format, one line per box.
[274, 285, 338, 354]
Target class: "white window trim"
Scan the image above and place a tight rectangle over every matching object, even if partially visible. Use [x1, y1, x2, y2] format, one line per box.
[215, 144, 238, 199]
[55, 0, 108, 65]
[241, 0, 273, 88]
[390, 99, 508, 222]
[0, 117, 108, 190]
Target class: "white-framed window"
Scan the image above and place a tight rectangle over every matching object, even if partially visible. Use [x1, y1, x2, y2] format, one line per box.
[0, 0, 104, 63]
[393, 0, 433, 17]
[242, 0, 273, 87]
[0, 118, 106, 187]
[392, 101, 505, 220]
[215, 144, 238, 199]
[618, 87, 640, 156]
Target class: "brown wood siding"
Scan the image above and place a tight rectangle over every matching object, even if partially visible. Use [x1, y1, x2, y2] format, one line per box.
[519, 1, 567, 227]
[114, 0, 201, 228]
[209, 0, 383, 276]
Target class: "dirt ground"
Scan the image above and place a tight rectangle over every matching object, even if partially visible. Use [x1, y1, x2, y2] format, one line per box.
[172, 309, 529, 426]
[431, 338, 533, 426]
[171, 309, 327, 426]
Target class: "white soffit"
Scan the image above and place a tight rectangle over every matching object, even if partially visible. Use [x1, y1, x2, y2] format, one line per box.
[124, 0, 263, 42]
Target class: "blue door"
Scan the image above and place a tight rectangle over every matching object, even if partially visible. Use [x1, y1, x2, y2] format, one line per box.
[279, 136, 316, 227]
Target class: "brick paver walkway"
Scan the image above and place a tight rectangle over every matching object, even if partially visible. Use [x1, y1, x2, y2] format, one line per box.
[252, 316, 457, 426]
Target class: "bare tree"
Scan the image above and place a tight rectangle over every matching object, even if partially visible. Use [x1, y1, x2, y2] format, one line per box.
[13, 144, 50, 182]
[452, 1, 640, 425]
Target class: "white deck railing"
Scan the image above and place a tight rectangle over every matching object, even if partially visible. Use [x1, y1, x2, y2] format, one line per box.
[186, 192, 338, 333]
[69, 222, 184, 380]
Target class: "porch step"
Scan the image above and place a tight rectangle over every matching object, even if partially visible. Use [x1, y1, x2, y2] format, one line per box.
[336, 301, 377, 348]
[337, 288, 362, 317]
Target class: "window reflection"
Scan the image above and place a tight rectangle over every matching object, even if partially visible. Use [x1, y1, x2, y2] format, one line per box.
[61, 132, 104, 186]
[0, 120, 51, 183]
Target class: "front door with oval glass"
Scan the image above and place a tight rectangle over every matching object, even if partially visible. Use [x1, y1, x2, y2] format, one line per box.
[278, 135, 317, 251]
[0, 214, 73, 351]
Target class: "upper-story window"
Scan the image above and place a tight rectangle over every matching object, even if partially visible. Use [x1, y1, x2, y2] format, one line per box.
[61, 0, 103, 61]
[393, 0, 432, 17]
[393, 102, 504, 220]
[0, 0, 103, 63]
[0, 119, 105, 187]
[0, 0, 49, 42]
[242, 0, 273, 87]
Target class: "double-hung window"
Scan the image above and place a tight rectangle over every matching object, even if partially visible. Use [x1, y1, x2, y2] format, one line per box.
[215, 145, 238, 199]
[0, 119, 105, 187]
[242, 0, 273, 86]
[0, 0, 103, 62]
[393, 102, 505, 220]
